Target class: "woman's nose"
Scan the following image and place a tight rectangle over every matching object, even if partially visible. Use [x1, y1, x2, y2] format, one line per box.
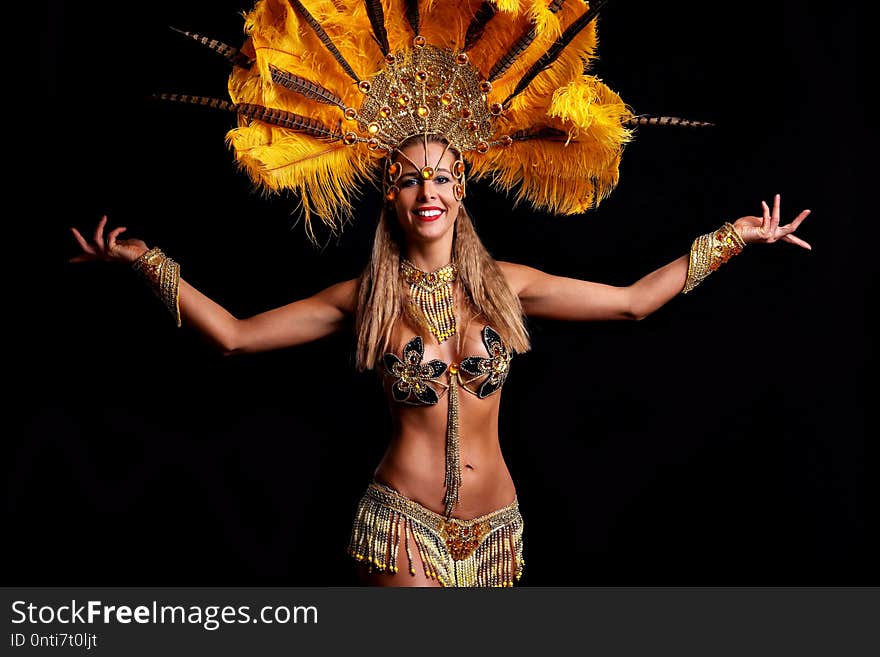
[418, 180, 437, 200]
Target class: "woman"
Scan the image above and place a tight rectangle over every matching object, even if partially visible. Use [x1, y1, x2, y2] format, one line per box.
[69, 132, 811, 586]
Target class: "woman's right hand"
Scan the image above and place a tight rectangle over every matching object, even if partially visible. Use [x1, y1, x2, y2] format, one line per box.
[70, 215, 150, 264]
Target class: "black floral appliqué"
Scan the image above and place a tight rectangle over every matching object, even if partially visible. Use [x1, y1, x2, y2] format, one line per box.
[382, 336, 448, 405]
[458, 326, 512, 398]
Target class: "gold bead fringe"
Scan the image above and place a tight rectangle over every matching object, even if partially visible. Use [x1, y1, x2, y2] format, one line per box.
[348, 482, 524, 587]
[443, 366, 461, 517]
[400, 260, 457, 343]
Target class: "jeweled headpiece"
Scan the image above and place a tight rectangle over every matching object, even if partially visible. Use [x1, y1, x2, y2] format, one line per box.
[160, 0, 710, 239]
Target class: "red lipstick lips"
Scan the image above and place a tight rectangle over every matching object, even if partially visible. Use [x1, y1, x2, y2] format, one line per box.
[413, 206, 444, 222]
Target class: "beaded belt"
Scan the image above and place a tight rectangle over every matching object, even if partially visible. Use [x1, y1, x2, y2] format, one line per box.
[349, 482, 524, 587]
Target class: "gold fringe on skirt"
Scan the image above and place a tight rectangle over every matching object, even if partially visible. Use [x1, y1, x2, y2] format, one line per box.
[348, 482, 524, 587]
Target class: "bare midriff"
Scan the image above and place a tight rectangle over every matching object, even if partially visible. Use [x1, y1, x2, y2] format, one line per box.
[373, 387, 516, 520]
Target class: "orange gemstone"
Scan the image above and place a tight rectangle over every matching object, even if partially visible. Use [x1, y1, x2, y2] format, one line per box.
[368, 122, 380, 135]
[358, 80, 371, 93]
[367, 138, 379, 150]
[342, 132, 358, 146]
[452, 160, 465, 176]
[398, 94, 409, 107]
[385, 185, 399, 201]
[490, 102, 503, 115]
[416, 105, 430, 118]
[385, 53, 396, 65]
[456, 53, 469, 65]
[413, 35, 426, 47]
[420, 166, 434, 179]
[416, 70, 428, 83]
[467, 120, 479, 131]
[476, 141, 489, 153]
[379, 106, 392, 118]
[461, 107, 472, 118]
[480, 81, 492, 94]
[344, 107, 357, 121]
[440, 93, 453, 106]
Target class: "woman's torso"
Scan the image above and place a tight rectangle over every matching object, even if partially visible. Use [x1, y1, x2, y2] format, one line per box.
[373, 311, 516, 519]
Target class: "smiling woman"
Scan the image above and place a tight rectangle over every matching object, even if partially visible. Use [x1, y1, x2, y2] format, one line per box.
[350, 137, 532, 586]
[67, 0, 814, 587]
[392, 139, 462, 243]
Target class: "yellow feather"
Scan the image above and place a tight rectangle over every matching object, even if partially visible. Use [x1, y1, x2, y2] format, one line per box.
[528, 0, 563, 38]
[227, 125, 374, 240]
[494, 0, 522, 13]
[548, 77, 633, 150]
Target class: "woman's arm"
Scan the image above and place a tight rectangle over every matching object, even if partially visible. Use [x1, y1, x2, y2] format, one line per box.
[71, 216, 358, 355]
[220, 278, 357, 355]
[499, 195, 811, 322]
[497, 260, 648, 321]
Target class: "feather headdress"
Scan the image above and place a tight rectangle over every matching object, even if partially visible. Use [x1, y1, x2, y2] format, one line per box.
[160, 1, 710, 239]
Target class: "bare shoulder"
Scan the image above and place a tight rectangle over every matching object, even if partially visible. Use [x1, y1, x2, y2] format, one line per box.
[495, 260, 543, 297]
[314, 277, 359, 316]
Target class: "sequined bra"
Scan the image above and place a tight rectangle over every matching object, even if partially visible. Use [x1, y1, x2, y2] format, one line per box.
[381, 326, 512, 404]
[381, 326, 512, 518]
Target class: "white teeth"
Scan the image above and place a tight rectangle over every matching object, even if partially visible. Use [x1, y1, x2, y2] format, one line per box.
[414, 209, 443, 218]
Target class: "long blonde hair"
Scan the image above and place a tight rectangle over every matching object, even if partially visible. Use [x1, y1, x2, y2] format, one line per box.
[355, 203, 530, 371]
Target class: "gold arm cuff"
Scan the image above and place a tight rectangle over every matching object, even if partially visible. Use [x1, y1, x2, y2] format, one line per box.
[681, 222, 745, 294]
[132, 247, 181, 327]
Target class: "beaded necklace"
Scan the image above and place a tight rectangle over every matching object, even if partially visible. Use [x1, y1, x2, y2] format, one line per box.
[400, 259, 457, 343]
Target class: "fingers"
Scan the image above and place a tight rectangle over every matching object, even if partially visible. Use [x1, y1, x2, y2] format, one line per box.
[70, 227, 96, 255]
[761, 200, 771, 236]
[778, 208, 810, 235]
[761, 195, 805, 243]
[107, 226, 127, 252]
[781, 233, 811, 250]
[71, 216, 125, 262]
[770, 193, 781, 233]
[93, 215, 108, 251]
[778, 210, 813, 251]
[790, 208, 810, 230]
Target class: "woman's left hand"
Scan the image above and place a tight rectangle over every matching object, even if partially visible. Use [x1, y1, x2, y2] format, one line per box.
[733, 194, 812, 250]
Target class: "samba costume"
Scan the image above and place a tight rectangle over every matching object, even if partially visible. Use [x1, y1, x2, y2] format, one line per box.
[347, 324, 521, 586]
[142, 0, 746, 585]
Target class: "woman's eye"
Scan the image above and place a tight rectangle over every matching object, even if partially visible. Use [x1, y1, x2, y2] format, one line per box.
[401, 178, 419, 187]
[435, 175, 451, 184]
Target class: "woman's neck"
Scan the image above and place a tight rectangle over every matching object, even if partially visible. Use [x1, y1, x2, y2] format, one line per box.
[403, 242, 454, 273]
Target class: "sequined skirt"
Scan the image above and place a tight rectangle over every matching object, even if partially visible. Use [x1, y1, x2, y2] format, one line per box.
[348, 481, 524, 587]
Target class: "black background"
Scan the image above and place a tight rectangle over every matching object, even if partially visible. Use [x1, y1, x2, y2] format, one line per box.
[17, 0, 869, 586]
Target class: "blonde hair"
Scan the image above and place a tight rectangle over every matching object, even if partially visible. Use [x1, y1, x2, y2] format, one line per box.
[355, 203, 530, 371]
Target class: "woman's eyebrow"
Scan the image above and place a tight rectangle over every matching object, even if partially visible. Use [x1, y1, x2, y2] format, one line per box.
[401, 168, 452, 177]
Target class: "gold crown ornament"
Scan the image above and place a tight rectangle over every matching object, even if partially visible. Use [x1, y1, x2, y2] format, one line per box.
[158, 0, 711, 239]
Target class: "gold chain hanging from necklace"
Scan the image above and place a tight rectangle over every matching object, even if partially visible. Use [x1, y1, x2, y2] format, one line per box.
[400, 260, 457, 343]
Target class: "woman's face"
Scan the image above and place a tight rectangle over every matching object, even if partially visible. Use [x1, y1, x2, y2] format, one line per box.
[392, 140, 461, 245]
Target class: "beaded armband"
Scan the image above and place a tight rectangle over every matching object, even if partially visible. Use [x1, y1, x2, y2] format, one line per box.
[681, 222, 746, 294]
[132, 247, 181, 327]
